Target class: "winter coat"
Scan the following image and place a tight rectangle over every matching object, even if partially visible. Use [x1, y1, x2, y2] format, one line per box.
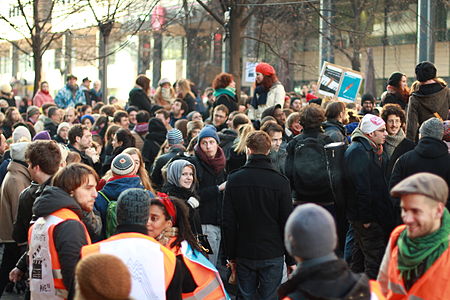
[278, 259, 373, 300]
[32, 90, 54, 107]
[0, 161, 31, 242]
[218, 129, 237, 160]
[183, 93, 196, 114]
[44, 119, 58, 137]
[381, 91, 407, 110]
[161, 183, 203, 235]
[406, 83, 450, 142]
[95, 175, 145, 237]
[223, 154, 293, 262]
[344, 129, 395, 234]
[386, 138, 415, 178]
[67, 144, 101, 175]
[213, 94, 238, 114]
[226, 147, 247, 174]
[128, 87, 153, 113]
[142, 118, 167, 168]
[269, 148, 287, 175]
[54, 84, 86, 108]
[32, 186, 90, 299]
[390, 137, 450, 204]
[186, 152, 226, 226]
[248, 82, 286, 120]
[322, 120, 348, 144]
[151, 147, 184, 190]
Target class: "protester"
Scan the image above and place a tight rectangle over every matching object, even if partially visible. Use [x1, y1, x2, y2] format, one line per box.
[223, 130, 294, 300]
[142, 118, 167, 169]
[359, 93, 376, 115]
[210, 104, 229, 132]
[170, 99, 188, 127]
[68, 125, 100, 173]
[323, 101, 348, 144]
[33, 81, 54, 107]
[154, 78, 176, 110]
[54, 122, 70, 144]
[175, 79, 196, 113]
[54, 75, 86, 108]
[378, 173, 450, 299]
[406, 62, 450, 142]
[279, 203, 385, 300]
[113, 110, 130, 129]
[44, 106, 62, 136]
[212, 72, 238, 113]
[82, 188, 183, 300]
[128, 74, 153, 113]
[126, 106, 138, 129]
[261, 122, 286, 174]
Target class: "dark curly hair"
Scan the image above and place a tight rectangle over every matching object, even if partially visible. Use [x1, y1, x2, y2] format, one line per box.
[212, 72, 234, 89]
[381, 103, 406, 125]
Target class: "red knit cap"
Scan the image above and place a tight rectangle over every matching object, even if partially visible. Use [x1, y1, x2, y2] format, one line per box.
[256, 62, 275, 76]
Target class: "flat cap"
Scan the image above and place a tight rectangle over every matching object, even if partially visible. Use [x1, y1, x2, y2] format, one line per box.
[391, 172, 449, 204]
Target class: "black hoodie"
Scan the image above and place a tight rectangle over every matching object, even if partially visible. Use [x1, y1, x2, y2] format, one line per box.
[32, 186, 90, 300]
[142, 118, 168, 168]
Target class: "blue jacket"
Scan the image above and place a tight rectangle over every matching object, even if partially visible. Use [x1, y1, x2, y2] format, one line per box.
[95, 176, 147, 227]
[54, 84, 86, 108]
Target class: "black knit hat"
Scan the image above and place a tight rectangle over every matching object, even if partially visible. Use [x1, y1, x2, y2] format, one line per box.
[117, 189, 150, 226]
[415, 61, 436, 82]
[387, 72, 404, 87]
[361, 93, 375, 104]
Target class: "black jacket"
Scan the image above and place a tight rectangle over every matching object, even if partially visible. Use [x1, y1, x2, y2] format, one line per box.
[161, 183, 203, 235]
[151, 147, 184, 190]
[186, 152, 225, 225]
[128, 87, 153, 113]
[44, 120, 58, 137]
[183, 93, 196, 114]
[213, 94, 238, 114]
[322, 120, 348, 144]
[219, 129, 237, 160]
[386, 138, 416, 178]
[67, 144, 101, 176]
[32, 186, 90, 300]
[223, 154, 293, 262]
[390, 137, 450, 204]
[344, 131, 395, 234]
[382, 92, 407, 110]
[278, 259, 373, 300]
[142, 118, 167, 169]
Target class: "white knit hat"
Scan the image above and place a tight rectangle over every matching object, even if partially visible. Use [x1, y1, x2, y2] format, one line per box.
[360, 114, 385, 134]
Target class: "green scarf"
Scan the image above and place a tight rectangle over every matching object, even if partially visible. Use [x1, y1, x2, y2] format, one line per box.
[213, 87, 236, 98]
[398, 208, 450, 281]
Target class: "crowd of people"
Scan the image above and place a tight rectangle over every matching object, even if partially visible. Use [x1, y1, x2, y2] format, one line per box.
[0, 59, 448, 300]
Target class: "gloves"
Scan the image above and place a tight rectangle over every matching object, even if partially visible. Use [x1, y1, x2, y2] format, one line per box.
[187, 197, 200, 209]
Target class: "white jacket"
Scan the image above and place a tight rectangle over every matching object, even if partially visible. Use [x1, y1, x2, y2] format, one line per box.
[248, 82, 286, 120]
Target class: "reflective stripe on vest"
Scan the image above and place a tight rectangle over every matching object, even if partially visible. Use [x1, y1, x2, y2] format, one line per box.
[179, 241, 229, 300]
[370, 280, 386, 300]
[28, 208, 89, 300]
[384, 225, 450, 300]
[81, 232, 176, 300]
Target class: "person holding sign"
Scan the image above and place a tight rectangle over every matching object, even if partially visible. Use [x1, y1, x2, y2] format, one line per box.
[248, 63, 286, 123]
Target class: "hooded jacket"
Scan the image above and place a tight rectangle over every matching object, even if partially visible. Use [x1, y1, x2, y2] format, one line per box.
[128, 87, 153, 113]
[32, 186, 90, 300]
[344, 128, 394, 234]
[323, 120, 348, 144]
[142, 118, 168, 168]
[278, 259, 374, 300]
[406, 84, 450, 142]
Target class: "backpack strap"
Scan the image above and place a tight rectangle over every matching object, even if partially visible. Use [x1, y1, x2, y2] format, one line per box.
[98, 191, 111, 204]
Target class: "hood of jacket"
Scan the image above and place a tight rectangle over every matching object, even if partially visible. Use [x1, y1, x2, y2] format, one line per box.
[129, 87, 146, 98]
[146, 118, 167, 143]
[33, 186, 83, 218]
[101, 175, 143, 200]
[415, 137, 449, 158]
[412, 84, 448, 113]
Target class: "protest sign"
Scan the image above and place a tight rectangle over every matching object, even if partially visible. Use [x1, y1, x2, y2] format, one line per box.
[318, 62, 363, 102]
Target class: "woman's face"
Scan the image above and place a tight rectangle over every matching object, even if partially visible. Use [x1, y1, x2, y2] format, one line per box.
[147, 205, 172, 238]
[400, 75, 407, 89]
[11, 109, 20, 122]
[72, 174, 98, 212]
[59, 126, 69, 139]
[256, 72, 264, 84]
[192, 112, 202, 122]
[190, 128, 201, 139]
[130, 153, 140, 175]
[228, 80, 236, 88]
[82, 118, 92, 129]
[179, 166, 194, 189]
[112, 133, 122, 149]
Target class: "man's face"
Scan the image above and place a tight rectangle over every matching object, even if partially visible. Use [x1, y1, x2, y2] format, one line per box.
[128, 111, 137, 125]
[291, 100, 301, 112]
[270, 131, 283, 152]
[155, 113, 169, 126]
[368, 125, 387, 145]
[66, 109, 76, 123]
[77, 129, 93, 150]
[401, 194, 443, 239]
[274, 108, 286, 126]
[171, 101, 182, 115]
[68, 78, 77, 87]
[362, 100, 373, 112]
[83, 80, 91, 88]
[59, 126, 69, 139]
[386, 114, 402, 136]
[213, 110, 227, 127]
[73, 175, 98, 212]
[119, 117, 129, 129]
[199, 137, 218, 158]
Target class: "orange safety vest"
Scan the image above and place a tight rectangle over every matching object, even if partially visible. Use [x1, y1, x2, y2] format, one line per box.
[378, 225, 450, 300]
[168, 240, 228, 300]
[28, 208, 91, 300]
[81, 232, 177, 299]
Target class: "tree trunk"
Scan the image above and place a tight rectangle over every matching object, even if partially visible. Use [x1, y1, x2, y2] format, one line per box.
[33, 51, 42, 97]
[229, 6, 243, 100]
[32, 0, 41, 96]
[152, 32, 162, 88]
[186, 28, 199, 84]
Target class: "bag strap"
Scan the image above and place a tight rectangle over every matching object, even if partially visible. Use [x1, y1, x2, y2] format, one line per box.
[98, 191, 111, 204]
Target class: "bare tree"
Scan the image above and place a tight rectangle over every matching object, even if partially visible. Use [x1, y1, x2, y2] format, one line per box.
[0, 0, 84, 95]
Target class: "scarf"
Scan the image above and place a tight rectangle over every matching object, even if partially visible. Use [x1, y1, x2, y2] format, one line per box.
[251, 85, 268, 109]
[351, 127, 384, 160]
[194, 144, 226, 174]
[41, 90, 50, 95]
[384, 129, 405, 157]
[156, 227, 179, 247]
[213, 87, 236, 98]
[398, 208, 450, 281]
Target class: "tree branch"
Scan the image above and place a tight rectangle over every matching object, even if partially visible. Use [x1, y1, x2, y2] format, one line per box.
[195, 0, 225, 26]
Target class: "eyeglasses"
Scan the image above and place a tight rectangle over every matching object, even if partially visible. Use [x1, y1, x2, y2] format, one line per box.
[375, 129, 387, 133]
[386, 119, 401, 125]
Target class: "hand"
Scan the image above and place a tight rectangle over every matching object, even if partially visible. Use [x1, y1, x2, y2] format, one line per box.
[218, 181, 227, 192]
[85, 147, 96, 158]
[9, 267, 24, 283]
[187, 197, 200, 209]
[363, 223, 371, 229]
[287, 264, 297, 276]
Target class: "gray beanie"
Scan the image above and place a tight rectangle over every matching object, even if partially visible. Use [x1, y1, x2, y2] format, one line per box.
[419, 117, 444, 140]
[111, 153, 135, 176]
[116, 188, 150, 226]
[166, 128, 184, 146]
[284, 203, 337, 260]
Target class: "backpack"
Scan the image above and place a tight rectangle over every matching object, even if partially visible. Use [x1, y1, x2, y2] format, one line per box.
[98, 191, 117, 238]
[293, 136, 346, 200]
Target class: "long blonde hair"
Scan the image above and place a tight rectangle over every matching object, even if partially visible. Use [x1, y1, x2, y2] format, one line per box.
[234, 123, 255, 154]
[176, 79, 195, 99]
[411, 77, 447, 93]
[123, 147, 155, 194]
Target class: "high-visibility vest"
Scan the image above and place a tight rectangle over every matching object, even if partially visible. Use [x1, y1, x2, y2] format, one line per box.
[281, 279, 385, 300]
[378, 225, 450, 300]
[81, 232, 177, 300]
[28, 208, 91, 300]
[169, 240, 229, 300]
